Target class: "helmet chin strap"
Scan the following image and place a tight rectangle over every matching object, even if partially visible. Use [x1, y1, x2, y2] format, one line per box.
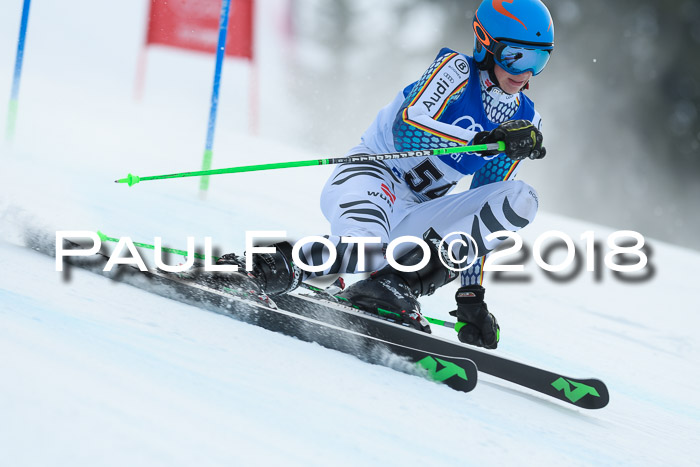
[486, 66, 501, 89]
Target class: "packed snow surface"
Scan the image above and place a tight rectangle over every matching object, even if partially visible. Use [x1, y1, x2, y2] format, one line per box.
[1, 0, 699, 465]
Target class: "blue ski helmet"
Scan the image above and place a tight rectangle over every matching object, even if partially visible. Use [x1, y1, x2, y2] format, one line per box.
[473, 0, 554, 76]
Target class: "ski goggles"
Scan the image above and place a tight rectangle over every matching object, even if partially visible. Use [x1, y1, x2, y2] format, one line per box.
[491, 41, 552, 76]
[473, 19, 553, 76]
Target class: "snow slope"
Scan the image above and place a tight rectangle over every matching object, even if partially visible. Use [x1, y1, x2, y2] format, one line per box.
[2, 200, 699, 466]
[1, 0, 699, 465]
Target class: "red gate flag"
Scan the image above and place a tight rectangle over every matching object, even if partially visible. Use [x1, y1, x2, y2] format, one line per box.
[146, 0, 254, 60]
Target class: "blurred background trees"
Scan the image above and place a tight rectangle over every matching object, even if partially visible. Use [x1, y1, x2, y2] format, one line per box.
[284, 0, 700, 250]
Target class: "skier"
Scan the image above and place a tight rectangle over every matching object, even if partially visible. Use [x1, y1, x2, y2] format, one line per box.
[219, 0, 554, 349]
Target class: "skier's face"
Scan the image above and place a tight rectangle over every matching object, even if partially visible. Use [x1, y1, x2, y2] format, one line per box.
[493, 64, 532, 95]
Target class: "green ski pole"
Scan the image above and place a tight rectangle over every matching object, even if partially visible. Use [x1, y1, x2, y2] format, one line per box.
[96, 230, 459, 329]
[115, 142, 506, 187]
[96, 230, 213, 261]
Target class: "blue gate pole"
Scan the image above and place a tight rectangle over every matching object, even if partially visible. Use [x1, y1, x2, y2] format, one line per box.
[199, 0, 232, 195]
[6, 0, 32, 143]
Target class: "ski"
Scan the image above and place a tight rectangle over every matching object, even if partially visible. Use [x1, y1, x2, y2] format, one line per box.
[48, 238, 479, 393]
[42, 234, 609, 408]
[296, 285, 609, 410]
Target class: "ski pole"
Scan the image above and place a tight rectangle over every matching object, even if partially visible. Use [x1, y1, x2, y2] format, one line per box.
[96, 230, 213, 261]
[115, 142, 506, 187]
[96, 230, 459, 329]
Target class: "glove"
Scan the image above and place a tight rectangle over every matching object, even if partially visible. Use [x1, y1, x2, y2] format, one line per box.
[473, 119, 546, 161]
[449, 285, 500, 349]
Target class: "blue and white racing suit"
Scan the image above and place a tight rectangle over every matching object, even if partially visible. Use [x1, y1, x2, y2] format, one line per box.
[305, 48, 542, 285]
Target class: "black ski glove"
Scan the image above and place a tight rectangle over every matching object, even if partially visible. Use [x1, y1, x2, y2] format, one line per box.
[449, 285, 500, 349]
[473, 119, 546, 161]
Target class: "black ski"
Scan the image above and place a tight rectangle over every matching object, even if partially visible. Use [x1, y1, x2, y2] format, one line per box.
[295, 288, 609, 410]
[51, 239, 478, 393]
[44, 236, 609, 408]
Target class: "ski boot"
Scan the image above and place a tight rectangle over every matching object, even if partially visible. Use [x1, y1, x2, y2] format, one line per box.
[336, 228, 458, 333]
[194, 241, 302, 306]
[449, 285, 500, 349]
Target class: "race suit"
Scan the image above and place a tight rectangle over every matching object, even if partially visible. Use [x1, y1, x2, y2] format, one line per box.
[303, 48, 541, 285]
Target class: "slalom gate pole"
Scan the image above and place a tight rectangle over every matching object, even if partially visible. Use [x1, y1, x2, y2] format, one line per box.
[95, 230, 458, 329]
[5, 0, 32, 143]
[199, 0, 232, 195]
[116, 141, 505, 186]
